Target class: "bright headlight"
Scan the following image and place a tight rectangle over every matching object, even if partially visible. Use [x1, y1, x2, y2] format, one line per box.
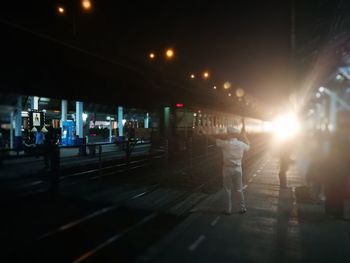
[272, 113, 300, 140]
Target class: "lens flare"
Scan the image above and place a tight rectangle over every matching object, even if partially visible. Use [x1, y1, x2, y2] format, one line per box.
[272, 113, 300, 140]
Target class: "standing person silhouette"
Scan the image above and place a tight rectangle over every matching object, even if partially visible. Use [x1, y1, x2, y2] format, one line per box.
[216, 121, 250, 214]
[278, 140, 293, 188]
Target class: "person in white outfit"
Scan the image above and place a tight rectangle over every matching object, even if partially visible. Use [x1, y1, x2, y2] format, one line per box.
[216, 126, 250, 214]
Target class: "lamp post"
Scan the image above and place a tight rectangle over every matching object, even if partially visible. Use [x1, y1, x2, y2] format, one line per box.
[57, 0, 93, 36]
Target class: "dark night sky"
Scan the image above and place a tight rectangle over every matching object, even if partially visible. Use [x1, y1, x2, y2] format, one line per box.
[0, 0, 346, 107]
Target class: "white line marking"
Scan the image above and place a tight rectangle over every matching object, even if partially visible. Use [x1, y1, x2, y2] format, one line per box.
[253, 174, 257, 177]
[243, 185, 248, 190]
[37, 190, 149, 240]
[131, 191, 148, 199]
[73, 213, 157, 263]
[257, 170, 261, 173]
[248, 178, 253, 183]
[211, 216, 220, 226]
[188, 235, 206, 251]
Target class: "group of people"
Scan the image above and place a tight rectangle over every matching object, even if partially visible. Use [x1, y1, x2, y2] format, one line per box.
[24, 126, 59, 170]
[214, 124, 349, 218]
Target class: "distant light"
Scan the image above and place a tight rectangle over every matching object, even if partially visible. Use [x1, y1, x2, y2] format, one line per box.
[228, 93, 232, 97]
[272, 113, 300, 141]
[213, 86, 217, 90]
[316, 92, 321, 98]
[223, 81, 231, 90]
[236, 88, 245, 98]
[21, 111, 29, 117]
[81, 0, 92, 10]
[190, 74, 195, 79]
[57, 6, 65, 14]
[193, 113, 197, 117]
[82, 113, 88, 122]
[149, 52, 155, 59]
[165, 48, 174, 59]
[319, 86, 325, 92]
[176, 103, 184, 108]
[335, 74, 344, 81]
[203, 71, 209, 79]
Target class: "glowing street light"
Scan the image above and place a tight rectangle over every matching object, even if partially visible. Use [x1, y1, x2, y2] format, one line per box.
[236, 88, 245, 98]
[57, 6, 65, 14]
[213, 86, 217, 90]
[165, 48, 174, 59]
[81, 0, 92, 11]
[203, 71, 209, 79]
[223, 81, 231, 90]
[228, 93, 232, 97]
[190, 74, 195, 79]
[149, 52, 155, 60]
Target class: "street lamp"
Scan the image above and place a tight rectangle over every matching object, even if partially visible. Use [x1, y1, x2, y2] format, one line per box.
[190, 74, 195, 79]
[236, 88, 245, 98]
[57, 1, 93, 36]
[57, 6, 65, 14]
[203, 71, 209, 79]
[149, 52, 155, 60]
[223, 81, 231, 90]
[165, 48, 174, 59]
[81, 0, 92, 11]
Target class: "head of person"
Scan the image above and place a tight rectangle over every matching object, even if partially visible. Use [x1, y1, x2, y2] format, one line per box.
[226, 127, 240, 140]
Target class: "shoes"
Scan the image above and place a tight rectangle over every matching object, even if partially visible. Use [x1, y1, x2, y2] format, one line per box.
[239, 208, 247, 214]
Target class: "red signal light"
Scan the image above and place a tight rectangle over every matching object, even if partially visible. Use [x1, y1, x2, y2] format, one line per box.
[176, 103, 184, 108]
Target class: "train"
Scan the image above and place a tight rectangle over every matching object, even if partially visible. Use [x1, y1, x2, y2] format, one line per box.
[173, 106, 271, 137]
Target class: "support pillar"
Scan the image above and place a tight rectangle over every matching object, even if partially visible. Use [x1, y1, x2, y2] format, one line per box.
[14, 96, 23, 149]
[10, 111, 14, 149]
[118, 106, 123, 137]
[164, 107, 170, 138]
[144, 112, 149, 128]
[76, 101, 83, 138]
[61, 100, 67, 126]
[109, 119, 112, 142]
[76, 101, 86, 155]
[31, 96, 39, 110]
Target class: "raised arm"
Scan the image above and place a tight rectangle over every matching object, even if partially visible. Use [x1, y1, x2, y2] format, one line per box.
[239, 118, 250, 146]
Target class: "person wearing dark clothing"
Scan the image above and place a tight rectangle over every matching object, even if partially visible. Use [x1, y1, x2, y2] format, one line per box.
[43, 126, 60, 198]
[324, 134, 349, 217]
[43, 127, 58, 169]
[279, 150, 290, 188]
[277, 140, 293, 188]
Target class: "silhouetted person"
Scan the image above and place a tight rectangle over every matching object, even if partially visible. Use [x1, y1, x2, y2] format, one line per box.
[44, 126, 60, 199]
[276, 139, 293, 188]
[324, 132, 349, 217]
[215, 126, 250, 214]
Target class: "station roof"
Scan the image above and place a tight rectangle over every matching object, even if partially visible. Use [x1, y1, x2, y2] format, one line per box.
[0, 21, 268, 120]
[0, 22, 171, 108]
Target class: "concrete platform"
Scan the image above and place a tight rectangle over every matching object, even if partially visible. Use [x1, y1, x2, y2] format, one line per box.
[0, 143, 151, 180]
[137, 157, 350, 263]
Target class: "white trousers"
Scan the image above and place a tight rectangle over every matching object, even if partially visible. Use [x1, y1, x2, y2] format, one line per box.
[223, 165, 246, 211]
